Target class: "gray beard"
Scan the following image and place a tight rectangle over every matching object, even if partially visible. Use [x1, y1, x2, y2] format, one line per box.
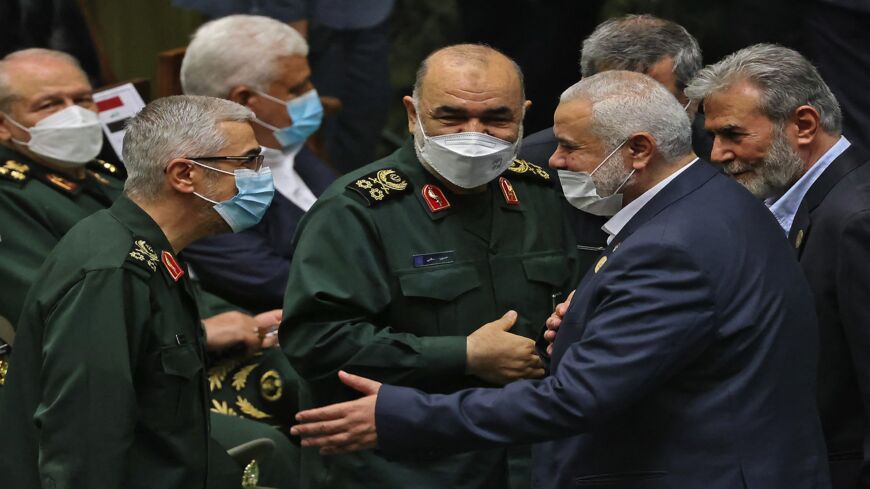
[729, 126, 805, 200]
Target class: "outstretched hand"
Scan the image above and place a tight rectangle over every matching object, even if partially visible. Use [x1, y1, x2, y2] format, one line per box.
[290, 371, 382, 455]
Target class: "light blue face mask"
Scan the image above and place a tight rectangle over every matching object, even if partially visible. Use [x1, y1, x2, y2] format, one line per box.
[253, 89, 324, 149]
[191, 161, 275, 232]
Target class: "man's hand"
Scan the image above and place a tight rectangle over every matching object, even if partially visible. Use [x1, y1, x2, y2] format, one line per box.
[544, 290, 575, 356]
[202, 309, 281, 356]
[466, 310, 545, 385]
[290, 371, 381, 455]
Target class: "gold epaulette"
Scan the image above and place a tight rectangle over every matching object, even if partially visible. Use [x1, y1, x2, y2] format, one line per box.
[88, 158, 120, 176]
[126, 237, 159, 274]
[506, 159, 552, 184]
[0, 159, 30, 186]
[346, 167, 412, 206]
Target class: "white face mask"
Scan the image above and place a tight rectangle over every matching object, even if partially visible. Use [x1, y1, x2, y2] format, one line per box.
[558, 140, 634, 217]
[4, 105, 103, 166]
[415, 115, 521, 189]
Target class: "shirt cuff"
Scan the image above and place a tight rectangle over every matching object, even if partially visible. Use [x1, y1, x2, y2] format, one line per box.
[417, 336, 466, 378]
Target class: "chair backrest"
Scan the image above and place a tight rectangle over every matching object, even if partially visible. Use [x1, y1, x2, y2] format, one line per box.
[155, 46, 188, 98]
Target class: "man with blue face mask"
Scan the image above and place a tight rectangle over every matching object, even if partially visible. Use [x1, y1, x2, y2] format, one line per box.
[279, 44, 579, 489]
[0, 95, 280, 489]
[0, 49, 299, 489]
[180, 14, 336, 315]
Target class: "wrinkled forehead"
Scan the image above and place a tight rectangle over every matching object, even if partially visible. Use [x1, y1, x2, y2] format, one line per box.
[703, 81, 769, 127]
[418, 56, 523, 110]
[2, 57, 91, 99]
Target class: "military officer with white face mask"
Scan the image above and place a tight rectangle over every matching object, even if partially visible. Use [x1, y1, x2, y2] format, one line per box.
[279, 44, 578, 489]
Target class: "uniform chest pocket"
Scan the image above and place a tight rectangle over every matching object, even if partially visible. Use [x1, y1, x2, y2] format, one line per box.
[522, 253, 569, 287]
[139, 343, 203, 431]
[396, 264, 481, 336]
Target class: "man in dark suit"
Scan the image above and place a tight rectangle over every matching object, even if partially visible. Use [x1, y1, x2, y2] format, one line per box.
[288, 71, 831, 489]
[179, 15, 337, 314]
[520, 14, 711, 274]
[688, 43, 870, 489]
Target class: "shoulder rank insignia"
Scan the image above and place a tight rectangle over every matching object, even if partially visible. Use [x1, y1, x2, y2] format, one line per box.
[127, 238, 159, 273]
[506, 159, 552, 184]
[0, 160, 29, 185]
[347, 168, 411, 206]
[422, 184, 451, 213]
[499, 177, 519, 205]
[88, 158, 120, 176]
[161, 250, 185, 282]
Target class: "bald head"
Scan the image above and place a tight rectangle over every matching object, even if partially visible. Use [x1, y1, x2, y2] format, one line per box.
[412, 44, 525, 104]
[0, 49, 90, 113]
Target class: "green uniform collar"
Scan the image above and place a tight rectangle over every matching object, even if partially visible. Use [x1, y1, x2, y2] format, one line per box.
[394, 139, 526, 220]
[108, 195, 189, 287]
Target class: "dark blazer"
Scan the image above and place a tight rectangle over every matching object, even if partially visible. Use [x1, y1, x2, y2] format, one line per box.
[788, 143, 870, 489]
[375, 161, 831, 489]
[182, 147, 336, 312]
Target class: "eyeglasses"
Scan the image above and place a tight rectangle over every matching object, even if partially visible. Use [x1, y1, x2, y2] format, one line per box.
[186, 153, 265, 171]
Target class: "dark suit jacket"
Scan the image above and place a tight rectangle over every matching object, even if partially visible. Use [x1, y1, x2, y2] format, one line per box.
[182, 147, 336, 312]
[375, 161, 830, 489]
[788, 143, 870, 489]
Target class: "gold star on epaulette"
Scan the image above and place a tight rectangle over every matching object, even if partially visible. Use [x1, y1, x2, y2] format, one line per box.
[506, 159, 552, 184]
[126, 238, 159, 273]
[0, 160, 30, 185]
[346, 167, 412, 206]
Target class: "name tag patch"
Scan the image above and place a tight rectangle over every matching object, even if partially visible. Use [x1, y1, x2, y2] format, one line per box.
[412, 251, 455, 268]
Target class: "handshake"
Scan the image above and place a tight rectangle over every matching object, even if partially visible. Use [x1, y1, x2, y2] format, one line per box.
[464, 290, 575, 385]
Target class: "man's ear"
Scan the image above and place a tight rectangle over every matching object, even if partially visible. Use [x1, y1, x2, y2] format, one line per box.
[402, 95, 417, 135]
[165, 158, 197, 194]
[228, 86, 254, 108]
[626, 132, 656, 170]
[791, 105, 821, 148]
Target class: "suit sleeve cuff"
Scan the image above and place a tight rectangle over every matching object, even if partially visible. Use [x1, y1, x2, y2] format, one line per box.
[417, 336, 466, 377]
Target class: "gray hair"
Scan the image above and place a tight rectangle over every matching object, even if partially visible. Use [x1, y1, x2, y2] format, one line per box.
[560, 70, 692, 161]
[122, 95, 254, 201]
[0, 48, 88, 112]
[581, 15, 702, 92]
[685, 44, 842, 134]
[412, 43, 525, 102]
[181, 14, 309, 97]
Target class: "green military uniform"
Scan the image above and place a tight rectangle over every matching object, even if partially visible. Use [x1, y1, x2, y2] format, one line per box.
[0, 147, 295, 489]
[281, 140, 578, 489]
[0, 195, 212, 488]
[0, 146, 124, 324]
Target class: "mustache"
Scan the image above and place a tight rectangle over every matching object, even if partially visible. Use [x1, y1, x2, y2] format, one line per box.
[723, 160, 754, 175]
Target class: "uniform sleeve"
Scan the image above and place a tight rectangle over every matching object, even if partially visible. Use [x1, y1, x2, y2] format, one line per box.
[0, 189, 61, 324]
[280, 196, 466, 396]
[35, 268, 151, 489]
[376, 241, 718, 454]
[836, 210, 870, 464]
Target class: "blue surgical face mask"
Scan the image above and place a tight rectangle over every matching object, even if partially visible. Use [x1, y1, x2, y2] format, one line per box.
[252, 89, 323, 149]
[190, 161, 275, 232]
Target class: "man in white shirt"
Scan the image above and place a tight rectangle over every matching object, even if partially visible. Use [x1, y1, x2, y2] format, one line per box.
[180, 14, 337, 313]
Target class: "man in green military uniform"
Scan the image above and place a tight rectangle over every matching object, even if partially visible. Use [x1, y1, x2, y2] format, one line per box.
[280, 44, 577, 488]
[0, 94, 282, 488]
[0, 49, 298, 489]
